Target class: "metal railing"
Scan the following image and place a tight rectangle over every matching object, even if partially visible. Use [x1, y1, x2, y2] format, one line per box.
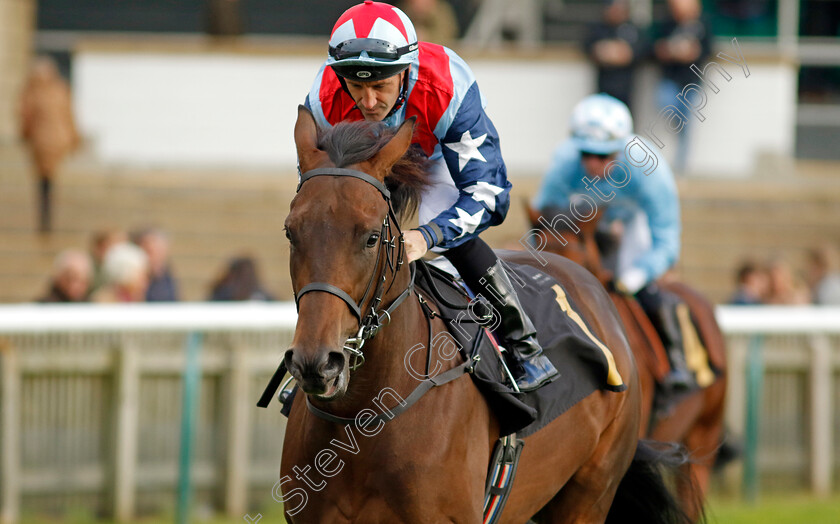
[0, 303, 838, 523]
[715, 306, 840, 499]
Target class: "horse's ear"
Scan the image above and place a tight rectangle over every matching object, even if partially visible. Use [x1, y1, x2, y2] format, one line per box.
[294, 105, 324, 172]
[525, 200, 542, 227]
[367, 116, 416, 181]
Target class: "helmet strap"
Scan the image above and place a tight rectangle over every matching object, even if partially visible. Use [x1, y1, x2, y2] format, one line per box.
[384, 69, 410, 119]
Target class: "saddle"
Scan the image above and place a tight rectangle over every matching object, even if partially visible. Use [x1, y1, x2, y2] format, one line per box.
[415, 258, 626, 438]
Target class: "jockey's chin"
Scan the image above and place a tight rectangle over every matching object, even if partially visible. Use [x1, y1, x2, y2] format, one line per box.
[359, 106, 389, 121]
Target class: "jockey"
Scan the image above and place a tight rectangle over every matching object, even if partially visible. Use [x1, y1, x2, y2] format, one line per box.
[533, 93, 694, 390]
[304, 0, 557, 391]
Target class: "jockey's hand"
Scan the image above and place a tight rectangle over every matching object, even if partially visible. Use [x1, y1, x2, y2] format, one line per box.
[403, 229, 429, 262]
[616, 267, 647, 295]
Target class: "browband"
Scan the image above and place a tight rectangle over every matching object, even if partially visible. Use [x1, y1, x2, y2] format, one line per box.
[297, 167, 390, 199]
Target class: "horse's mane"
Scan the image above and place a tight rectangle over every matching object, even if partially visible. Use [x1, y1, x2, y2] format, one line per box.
[318, 120, 433, 220]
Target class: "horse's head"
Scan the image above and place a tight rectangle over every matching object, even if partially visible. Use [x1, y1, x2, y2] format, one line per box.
[284, 106, 427, 399]
[526, 202, 610, 283]
[526, 203, 587, 264]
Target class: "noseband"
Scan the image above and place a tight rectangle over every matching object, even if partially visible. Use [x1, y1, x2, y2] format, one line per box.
[293, 167, 414, 370]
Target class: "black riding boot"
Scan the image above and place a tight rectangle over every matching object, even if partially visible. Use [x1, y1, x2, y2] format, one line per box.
[479, 261, 558, 392]
[650, 302, 694, 391]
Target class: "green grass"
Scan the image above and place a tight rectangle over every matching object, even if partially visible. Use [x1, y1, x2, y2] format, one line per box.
[705, 494, 840, 524]
[20, 495, 840, 523]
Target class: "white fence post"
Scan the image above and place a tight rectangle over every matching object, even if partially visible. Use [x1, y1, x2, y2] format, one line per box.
[1, 343, 20, 524]
[112, 343, 139, 522]
[224, 344, 251, 517]
[809, 334, 833, 497]
[723, 336, 748, 493]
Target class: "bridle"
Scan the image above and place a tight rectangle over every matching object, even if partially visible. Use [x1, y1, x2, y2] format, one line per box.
[258, 164, 474, 426]
[293, 166, 415, 370]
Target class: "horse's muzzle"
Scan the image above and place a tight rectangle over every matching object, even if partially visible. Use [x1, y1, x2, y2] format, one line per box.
[284, 348, 347, 397]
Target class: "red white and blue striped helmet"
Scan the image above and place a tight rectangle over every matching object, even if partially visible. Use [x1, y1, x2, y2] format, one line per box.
[327, 1, 419, 81]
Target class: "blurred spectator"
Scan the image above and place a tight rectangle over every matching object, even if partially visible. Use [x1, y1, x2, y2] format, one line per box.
[89, 229, 128, 296]
[728, 259, 767, 305]
[583, 0, 647, 110]
[400, 0, 459, 47]
[205, 0, 244, 37]
[37, 249, 93, 303]
[92, 243, 149, 303]
[765, 258, 811, 305]
[806, 244, 840, 305]
[132, 227, 179, 302]
[652, 0, 712, 173]
[209, 256, 274, 301]
[18, 56, 80, 233]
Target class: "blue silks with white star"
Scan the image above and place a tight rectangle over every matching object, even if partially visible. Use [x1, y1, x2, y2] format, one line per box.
[420, 81, 512, 249]
[305, 44, 513, 251]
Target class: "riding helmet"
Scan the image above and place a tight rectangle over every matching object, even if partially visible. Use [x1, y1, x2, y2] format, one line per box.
[327, 1, 419, 81]
[570, 94, 634, 155]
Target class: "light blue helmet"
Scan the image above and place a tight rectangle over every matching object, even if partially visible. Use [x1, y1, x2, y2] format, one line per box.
[569, 94, 633, 155]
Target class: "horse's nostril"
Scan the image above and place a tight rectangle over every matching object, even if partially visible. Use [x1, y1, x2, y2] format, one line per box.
[323, 350, 346, 375]
[283, 349, 296, 371]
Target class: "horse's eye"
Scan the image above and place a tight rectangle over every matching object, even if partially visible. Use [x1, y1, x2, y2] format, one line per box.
[284, 227, 293, 243]
[366, 233, 380, 248]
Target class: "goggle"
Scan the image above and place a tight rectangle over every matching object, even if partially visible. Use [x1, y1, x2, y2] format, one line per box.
[329, 38, 417, 61]
[580, 151, 613, 160]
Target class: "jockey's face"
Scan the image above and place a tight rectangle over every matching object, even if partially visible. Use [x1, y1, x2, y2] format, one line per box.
[345, 71, 405, 121]
[581, 151, 618, 178]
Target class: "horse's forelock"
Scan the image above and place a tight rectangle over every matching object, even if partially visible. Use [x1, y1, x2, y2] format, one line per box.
[319, 121, 390, 168]
[318, 121, 433, 220]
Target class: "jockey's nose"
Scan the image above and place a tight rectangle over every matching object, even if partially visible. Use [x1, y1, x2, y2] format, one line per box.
[359, 88, 377, 109]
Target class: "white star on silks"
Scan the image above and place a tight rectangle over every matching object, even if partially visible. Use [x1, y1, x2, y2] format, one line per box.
[449, 207, 485, 239]
[463, 181, 504, 212]
[444, 130, 488, 171]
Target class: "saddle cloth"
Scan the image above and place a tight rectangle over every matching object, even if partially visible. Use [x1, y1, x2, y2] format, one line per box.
[417, 258, 626, 438]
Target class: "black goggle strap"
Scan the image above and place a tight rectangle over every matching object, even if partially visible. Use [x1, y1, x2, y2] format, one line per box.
[329, 39, 418, 61]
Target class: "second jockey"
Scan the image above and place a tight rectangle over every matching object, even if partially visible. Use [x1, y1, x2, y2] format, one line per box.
[533, 93, 695, 391]
[304, 1, 558, 391]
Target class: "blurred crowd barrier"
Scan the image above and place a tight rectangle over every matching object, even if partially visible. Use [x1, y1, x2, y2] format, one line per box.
[0, 303, 838, 522]
[72, 40, 794, 176]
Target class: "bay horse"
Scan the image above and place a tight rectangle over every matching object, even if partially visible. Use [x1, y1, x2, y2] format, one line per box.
[279, 105, 692, 523]
[525, 204, 727, 521]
